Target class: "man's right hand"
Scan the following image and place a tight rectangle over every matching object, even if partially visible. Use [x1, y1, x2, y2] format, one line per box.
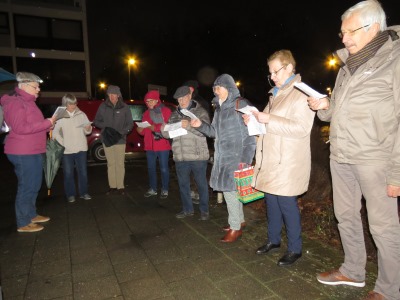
[307, 97, 330, 110]
[191, 119, 202, 128]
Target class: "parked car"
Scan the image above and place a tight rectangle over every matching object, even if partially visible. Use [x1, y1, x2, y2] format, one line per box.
[78, 99, 176, 162]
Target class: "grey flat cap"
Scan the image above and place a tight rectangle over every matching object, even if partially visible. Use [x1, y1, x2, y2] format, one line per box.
[173, 86, 191, 99]
[16, 72, 43, 83]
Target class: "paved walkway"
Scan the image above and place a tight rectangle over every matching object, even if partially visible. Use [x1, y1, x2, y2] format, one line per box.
[0, 156, 378, 299]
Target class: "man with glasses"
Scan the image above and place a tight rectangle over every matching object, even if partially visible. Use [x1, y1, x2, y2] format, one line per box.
[1, 72, 56, 232]
[308, 1, 400, 299]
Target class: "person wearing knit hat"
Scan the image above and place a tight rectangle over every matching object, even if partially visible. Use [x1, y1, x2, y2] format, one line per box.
[137, 90, 172, 198]
[190, 74, 256, 242]
[94, 85, 133, 195]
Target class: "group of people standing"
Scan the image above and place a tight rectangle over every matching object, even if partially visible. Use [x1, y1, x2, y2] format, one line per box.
[1, 0, 399, 299]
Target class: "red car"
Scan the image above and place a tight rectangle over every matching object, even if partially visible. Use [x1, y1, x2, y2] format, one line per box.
[78, 99, 176, 162]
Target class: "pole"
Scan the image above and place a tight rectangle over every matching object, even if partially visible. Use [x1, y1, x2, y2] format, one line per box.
[128, 65, 131, 100]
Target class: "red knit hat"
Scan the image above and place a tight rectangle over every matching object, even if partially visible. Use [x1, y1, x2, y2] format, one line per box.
[144, 90, 160, 102]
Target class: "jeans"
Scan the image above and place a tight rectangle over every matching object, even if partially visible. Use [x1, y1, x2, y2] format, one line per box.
[62, 151, 88, 198]
[265, 193, 302, 254]
[7, 154, 43, 228]
[175, 160, 209, 214]
[146, 150, 170, 192]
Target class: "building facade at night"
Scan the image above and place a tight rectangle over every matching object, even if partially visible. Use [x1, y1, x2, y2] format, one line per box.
[0, 0, 91, 100]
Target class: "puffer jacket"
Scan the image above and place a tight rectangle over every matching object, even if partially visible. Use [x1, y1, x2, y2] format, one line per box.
[252, 74, 316, 196]
[162, 100, 210, 162]
[0, 87, 52, 155]
[94, 97, 133, 145]
[52, 108, 92, 154]
[195, 74, 256, 192]
[317, 25, 400, 186]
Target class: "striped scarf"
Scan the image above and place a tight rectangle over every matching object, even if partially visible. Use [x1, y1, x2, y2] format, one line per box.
[346, 30, 389, 75]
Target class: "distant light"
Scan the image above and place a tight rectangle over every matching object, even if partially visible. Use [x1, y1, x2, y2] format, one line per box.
[30, 52, 36, 58]
[328, 58, 336, 67]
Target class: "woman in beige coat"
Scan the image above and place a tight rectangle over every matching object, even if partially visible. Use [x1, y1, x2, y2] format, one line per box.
[244, 50, 315, 266]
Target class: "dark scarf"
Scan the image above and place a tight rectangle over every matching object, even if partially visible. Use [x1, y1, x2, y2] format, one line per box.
[149, 103, 165, 124]
[346, 30, 389, 75]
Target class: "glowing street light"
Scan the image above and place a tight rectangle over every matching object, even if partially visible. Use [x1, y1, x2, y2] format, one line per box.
[127, 57, 136, 100]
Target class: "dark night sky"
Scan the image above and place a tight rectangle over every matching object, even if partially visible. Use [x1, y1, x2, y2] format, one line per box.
[86, 0, 400, 107]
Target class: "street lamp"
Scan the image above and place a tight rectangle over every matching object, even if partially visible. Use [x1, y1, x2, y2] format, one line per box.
[127, 58, 136, 100]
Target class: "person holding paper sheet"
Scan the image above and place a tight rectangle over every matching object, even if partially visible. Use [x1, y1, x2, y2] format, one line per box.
[137, 90, 171, 199]
[0, 72, 56, 232]
[52, 94, 92, 203]
[191, 74, 256, 242]
[308, 1, 400, 298]
[243, 50, 315, 266]
[161, 86, 210, 220]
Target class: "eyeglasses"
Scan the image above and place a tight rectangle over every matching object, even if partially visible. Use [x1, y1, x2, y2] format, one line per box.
[338, 24, 370, 39]
[268, 65, 286, 78]
[145, 99, 157, 103]
[24, 83, 40, 90]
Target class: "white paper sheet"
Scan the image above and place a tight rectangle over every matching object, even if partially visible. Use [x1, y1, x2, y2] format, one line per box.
[135, 121, 151, 128]
[235, 105, 266, 136]
[52, 106, 67, 120]
[168, 128, 188, 138]
[294, 82, 327, 99]
[180, 109, 198, 120]
[164, 122, 182, 131]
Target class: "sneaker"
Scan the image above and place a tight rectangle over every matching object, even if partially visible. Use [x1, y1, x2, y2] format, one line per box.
[199, 212, 209, 221]
[317, 269, 365, 287]
[67, 196, 76, 203]
[80, 194, 92, 200]
[17, 223, 44, 233]
[106, 188, 117, 195]
[144, 189, 157, 197]
[160, 191, 168, 199]
[31, 215, 50, 223]
[117, 188, 125, 195]
[175, 211, 194, 219]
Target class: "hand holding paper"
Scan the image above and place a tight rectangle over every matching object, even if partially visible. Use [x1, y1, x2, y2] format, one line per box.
[294, 82, 327, 99]
[180, 109, 198, 120]
[235, 105, 266, 136]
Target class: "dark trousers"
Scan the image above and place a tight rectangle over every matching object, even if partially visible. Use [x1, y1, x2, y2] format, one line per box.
[62, 151, 88, 198]
[175, 160, 209, 214]
[7, 154, 42, 228]
[265, 193, 302, 253]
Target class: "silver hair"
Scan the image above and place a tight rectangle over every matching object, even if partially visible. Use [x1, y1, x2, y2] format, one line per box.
[61, 93, 77, 106]
[342, 0, 387, 32]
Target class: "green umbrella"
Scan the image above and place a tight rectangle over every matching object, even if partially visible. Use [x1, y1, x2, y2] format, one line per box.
[43, 134, 65, 196]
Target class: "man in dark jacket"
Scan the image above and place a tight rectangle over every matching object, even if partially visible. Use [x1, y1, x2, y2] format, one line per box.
[94, 85, 133, 195]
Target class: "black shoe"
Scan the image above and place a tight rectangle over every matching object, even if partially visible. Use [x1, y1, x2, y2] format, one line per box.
[255, 242, 280, 255]
[277, 251, 302, 266]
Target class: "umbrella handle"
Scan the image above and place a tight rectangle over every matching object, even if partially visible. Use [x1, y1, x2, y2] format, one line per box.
[48, 189, 51, 196]
[49, 130, 53, 140]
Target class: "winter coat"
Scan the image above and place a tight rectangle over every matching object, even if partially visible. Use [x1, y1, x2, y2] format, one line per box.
[317, 25, 400, 186]
[195, 74, 256, 192]
[0, 87, 52, 155]
[162, 100, 209, 162]
[52, 108, 92, 154]
[93, 98, 133, 145]
[139, 99, 172, 151]
[252, 74, 316, 196]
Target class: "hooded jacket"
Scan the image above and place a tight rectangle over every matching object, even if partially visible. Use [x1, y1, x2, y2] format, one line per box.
[162, 100, 209, 162]
[317, 25, 400, 186]
[139, 90, 172, 151]
[195, 74, 256, 191]
[0, 87, 52, 155]
[252, 74, 316, 196]
[93, 94, 133, 145]
[52, 107, 92, 154]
